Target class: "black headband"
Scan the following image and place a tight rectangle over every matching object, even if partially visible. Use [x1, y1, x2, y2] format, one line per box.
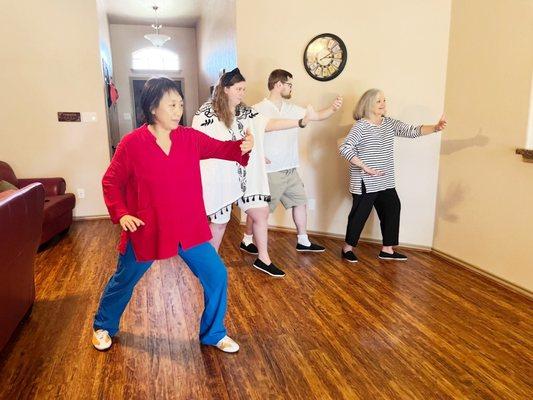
[221, 67, 242, 86]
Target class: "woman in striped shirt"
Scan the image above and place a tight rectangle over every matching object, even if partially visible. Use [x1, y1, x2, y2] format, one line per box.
[339, 89, 446, 262]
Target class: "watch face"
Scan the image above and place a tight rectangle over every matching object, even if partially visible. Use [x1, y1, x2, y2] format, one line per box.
[304, 33, 347, 81]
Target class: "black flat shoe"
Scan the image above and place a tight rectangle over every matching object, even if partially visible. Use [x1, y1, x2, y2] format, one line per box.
[296, 242, 325, 252]
[378, 251, 407, 261]
[252, 258, 285, 277]
[341, 250, 358, 263]
[240, 242, 259, 255]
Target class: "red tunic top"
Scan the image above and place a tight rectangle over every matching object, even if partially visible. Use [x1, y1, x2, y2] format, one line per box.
[102, 124, 249, 261]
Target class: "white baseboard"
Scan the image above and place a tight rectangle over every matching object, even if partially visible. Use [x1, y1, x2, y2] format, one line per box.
[73, 214, 109, 221]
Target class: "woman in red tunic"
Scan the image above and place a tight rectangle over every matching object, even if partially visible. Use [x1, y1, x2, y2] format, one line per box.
[92, 77, 253, 353]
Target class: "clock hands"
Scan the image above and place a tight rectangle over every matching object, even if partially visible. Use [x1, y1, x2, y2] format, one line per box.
[318, 51, 333, 61]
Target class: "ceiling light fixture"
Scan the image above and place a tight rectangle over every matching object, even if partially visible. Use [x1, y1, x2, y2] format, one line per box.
[144, 5, 171, 47]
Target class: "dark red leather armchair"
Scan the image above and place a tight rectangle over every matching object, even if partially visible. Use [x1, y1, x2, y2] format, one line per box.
[0, 183, 44, 351]
[0, 161, 76, 245]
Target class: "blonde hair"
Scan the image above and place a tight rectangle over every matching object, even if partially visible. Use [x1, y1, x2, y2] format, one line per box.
[353, 89, 383, 121]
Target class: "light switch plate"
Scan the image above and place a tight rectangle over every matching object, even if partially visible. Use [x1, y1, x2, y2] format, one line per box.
[81, 112, 97, 122]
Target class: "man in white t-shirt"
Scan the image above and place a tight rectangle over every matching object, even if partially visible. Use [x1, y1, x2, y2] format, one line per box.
[239, 69, 342, 254]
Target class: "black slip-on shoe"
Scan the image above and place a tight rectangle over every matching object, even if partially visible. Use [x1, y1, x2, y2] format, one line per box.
[296, 242, 326, 252]
[252, 258, 285, 277]
[341, 250, 358, 263]
[378, 251, 407, 261]
[240, 242, 259, 255]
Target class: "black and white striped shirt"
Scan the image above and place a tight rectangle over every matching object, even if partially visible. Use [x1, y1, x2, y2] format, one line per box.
[339, 117, 421, 194]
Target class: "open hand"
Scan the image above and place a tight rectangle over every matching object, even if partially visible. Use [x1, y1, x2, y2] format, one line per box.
[119, 215, 145, 232]
[331, 96, 343, 112]
[241, 129, 254, 154]
[435, 114, 447, 132]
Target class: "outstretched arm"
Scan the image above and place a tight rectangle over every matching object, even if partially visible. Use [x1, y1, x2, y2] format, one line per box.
[420, 114, 447, 135]
[268, 95, 343, 131]
[265, 95, 343, 131]
[392, 114, 447, 138]
[314, 96, 343, 121]
[195, 128, 253, 165]
[265, 108, 311, 132]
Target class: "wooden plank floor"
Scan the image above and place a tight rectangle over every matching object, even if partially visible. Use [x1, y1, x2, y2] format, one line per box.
[0, 219, 531, 399]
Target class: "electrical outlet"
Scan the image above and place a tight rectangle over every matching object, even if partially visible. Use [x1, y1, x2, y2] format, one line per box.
[308, 198, 316, 210]
[77, 189, 85, 199]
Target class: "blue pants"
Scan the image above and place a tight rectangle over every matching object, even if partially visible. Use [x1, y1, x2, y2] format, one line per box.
[93, 241, 227, 345]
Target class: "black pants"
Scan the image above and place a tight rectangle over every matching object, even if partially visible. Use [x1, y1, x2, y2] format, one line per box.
[345, 182, 401, 247]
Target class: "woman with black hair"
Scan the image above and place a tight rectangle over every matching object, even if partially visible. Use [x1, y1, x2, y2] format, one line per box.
[92, 77, 253, 353]
[193, 68, 315, 278]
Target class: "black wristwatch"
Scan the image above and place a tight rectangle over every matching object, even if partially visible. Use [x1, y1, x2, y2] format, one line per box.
[298, 118, 307, 128]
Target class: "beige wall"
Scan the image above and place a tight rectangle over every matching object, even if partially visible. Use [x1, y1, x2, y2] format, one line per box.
[236, 0, 451, 247]
[109, 24, 200, 135]
[0, 0, 111, 217]
[196, 0, 237, 104]
[434, 0, 533, 291]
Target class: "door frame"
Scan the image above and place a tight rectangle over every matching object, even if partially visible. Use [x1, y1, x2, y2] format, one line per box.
[129, 74, 186, 128]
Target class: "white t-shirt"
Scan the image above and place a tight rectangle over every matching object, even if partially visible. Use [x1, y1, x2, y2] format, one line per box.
[253, 99, 306, 173]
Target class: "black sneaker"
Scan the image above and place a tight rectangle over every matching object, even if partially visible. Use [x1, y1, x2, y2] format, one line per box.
[296, 242, 326, 252]
[253, 258, 285, 277]
[240, 242, 258, 255]
[378, 251, 407, 261]
[341, 250, 358, 263]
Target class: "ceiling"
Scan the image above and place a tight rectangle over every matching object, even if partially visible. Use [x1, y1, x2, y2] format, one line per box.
[103, 0, 201, 28]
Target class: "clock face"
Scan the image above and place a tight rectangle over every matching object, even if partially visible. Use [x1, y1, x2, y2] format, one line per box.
[303, 33, 347, 81]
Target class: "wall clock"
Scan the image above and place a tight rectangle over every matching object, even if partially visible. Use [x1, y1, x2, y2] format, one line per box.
[303, 33, 347, 81]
